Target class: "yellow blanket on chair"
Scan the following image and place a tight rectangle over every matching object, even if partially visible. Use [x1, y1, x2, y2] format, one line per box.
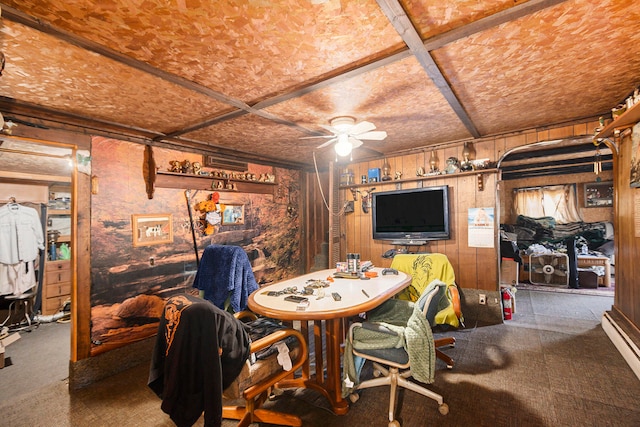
[390, 253, 461, 328]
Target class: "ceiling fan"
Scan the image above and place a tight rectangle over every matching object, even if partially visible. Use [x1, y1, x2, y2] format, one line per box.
[303, 116, 387, 158]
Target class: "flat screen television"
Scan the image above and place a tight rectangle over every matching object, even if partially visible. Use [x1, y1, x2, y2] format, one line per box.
[372, 185, 450, 245]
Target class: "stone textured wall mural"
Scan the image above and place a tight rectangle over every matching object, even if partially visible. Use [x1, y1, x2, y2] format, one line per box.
[89, 137, 302, 353]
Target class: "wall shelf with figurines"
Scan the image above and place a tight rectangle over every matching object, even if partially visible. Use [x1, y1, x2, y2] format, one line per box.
[143, 146, 277, 198]
[157, 158, 278, 192]
[155, 170, 276, 195]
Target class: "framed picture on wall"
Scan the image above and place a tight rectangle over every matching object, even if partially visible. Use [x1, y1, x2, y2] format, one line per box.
[132, 213, 173, 246]
[222, 204, 244, 225]
[584, 182, 613, 207]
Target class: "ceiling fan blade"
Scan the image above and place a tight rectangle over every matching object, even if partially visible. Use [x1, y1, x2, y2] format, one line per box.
[317, 138, 337, 149]
[349, 121, 376, 135]
[355, 130, 387, 140]
[349, 137, 363, 148]
[299, 135, 334, 140]
[319, 124, 339, 133]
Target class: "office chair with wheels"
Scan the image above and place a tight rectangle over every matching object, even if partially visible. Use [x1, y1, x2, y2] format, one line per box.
[390, 253, 463, 369]
[149, 294, 308, 427]
[345, 282, 450, 427]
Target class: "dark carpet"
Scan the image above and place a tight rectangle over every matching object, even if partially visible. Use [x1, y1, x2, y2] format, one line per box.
[0, 290, 638, 427]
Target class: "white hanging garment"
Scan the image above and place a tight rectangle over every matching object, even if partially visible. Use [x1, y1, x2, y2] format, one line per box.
[0, 203, 45, 265]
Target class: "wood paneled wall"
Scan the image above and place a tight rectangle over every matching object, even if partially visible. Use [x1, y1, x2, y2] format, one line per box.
[304, 170, 330, 272]
[613, 127, 639, 326]
[339, 155, 499, 291]
[338, 120, 607, 291]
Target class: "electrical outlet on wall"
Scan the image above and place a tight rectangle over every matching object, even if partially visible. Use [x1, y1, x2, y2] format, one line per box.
[479, 294, 486, 305]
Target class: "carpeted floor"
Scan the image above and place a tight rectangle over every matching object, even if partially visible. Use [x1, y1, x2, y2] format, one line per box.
[1, 289, 639, 427]
[516, 281, 614, 297]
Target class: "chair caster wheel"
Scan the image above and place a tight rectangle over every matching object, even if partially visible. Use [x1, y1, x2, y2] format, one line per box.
[438, 403, 449, 415]
[349, 393, 359, 403]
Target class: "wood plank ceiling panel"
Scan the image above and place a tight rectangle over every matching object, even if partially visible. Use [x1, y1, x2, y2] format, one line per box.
[262, 56, 473, 157]
[403, 0, 521, 39]
[179, 113, 318, 163]
[430, 0, 640, 136]
[1, 0, 404, 103]
[0, 21, 231, 133]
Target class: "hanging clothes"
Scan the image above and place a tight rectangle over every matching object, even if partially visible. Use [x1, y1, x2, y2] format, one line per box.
[0, 261, 36, 296]
[0, 202, 45, 296]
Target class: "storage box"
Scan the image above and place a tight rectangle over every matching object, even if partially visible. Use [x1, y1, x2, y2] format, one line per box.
[578, 269, 598, 289]
[367, 168, 381, 183]
[0, 332, 21, 369]
[500, 258, 519, 285]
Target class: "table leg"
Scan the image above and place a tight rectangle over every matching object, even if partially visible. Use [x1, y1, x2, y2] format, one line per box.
[277, 318, 349, 414]
[323, 318, 349, 414]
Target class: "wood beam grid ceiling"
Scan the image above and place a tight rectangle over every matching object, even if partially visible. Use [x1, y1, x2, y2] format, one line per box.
[0, 0, 637, 171]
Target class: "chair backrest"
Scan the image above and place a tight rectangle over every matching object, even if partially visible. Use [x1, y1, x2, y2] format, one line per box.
[392, 253, 463, 328]
[418, 282, 448, 327]
[192, 244, 259, 312]
[390, 253, 456, 302]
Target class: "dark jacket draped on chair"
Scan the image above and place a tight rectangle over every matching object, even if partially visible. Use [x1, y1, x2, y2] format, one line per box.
[148, 294, 251, 427]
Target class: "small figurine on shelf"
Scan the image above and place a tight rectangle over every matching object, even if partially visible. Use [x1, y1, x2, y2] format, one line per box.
[445, 157, 459, 174]
[192, 162, 202, 175]
[181, 159, 192, 174]
[169, 160, 181, 173]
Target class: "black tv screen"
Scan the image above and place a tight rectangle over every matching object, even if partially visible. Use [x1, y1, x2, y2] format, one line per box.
[372, 186, 450, 244]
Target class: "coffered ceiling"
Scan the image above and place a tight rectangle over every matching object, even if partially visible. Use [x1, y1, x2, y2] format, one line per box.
[0, 0, 638, 170]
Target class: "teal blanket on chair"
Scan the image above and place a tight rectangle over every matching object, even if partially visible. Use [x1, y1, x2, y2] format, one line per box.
[342, 283, 437, 397]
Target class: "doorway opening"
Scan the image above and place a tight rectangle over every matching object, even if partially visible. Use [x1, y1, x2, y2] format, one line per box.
[0, 136, 74, 400]
[497, 137, 615, 297]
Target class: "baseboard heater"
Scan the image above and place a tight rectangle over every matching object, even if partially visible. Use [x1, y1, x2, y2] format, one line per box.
[602, 311, 640, 381]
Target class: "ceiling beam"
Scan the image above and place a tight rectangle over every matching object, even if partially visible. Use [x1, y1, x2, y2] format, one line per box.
[423, 0, 569, 51]
[0, 98, 307, 169]
[501, 154, 613, 172]
[503, 142, 611, 162]
[376, 0, 480, 138]
[502, 162, 613, 180]
[252, 0, 569, 114]
[0, 5, 319, 139]
[0, 0, 569, 144]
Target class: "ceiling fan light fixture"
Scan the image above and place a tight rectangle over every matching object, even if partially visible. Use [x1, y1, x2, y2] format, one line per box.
[334, 133, 352, 157]
[330, 116, 355, 133]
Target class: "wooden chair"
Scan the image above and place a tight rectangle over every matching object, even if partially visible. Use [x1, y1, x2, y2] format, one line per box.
[223, 310, 308, 427]
[149, 294, 308, 427]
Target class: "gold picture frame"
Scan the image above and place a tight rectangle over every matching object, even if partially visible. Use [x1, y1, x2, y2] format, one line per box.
[132, 213, 173, 247]
[222, 204, 244, 225]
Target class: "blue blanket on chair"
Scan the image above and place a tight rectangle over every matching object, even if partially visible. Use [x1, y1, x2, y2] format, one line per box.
[193, 245, 259, 312]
